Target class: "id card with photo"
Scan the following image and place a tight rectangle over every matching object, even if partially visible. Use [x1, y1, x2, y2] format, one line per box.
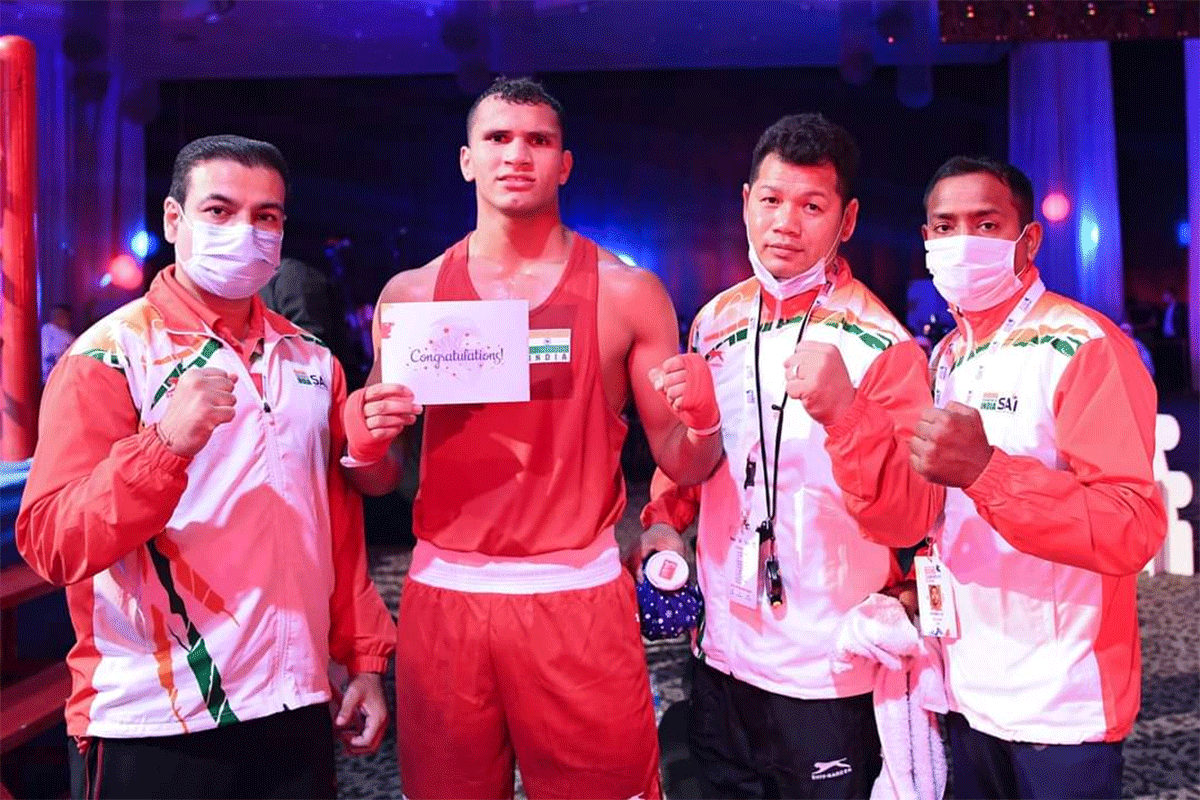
[914, 555, 958, 638]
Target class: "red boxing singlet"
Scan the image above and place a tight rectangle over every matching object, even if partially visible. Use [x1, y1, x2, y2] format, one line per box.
[413, 233, 628, 556]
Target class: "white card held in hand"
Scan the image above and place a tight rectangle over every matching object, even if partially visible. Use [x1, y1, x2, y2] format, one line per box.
[379, 300, 530, 405]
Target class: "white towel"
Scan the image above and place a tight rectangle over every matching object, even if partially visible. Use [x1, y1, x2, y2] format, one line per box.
[832, 593, 948, 800]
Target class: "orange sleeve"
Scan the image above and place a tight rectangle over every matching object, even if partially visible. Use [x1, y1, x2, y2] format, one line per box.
[325, 359, 397, 674]
[823, 339, 945, 548]
[963, 334, 1166, 576]
[639, 467, 701, 532]
[16, 354, 192, 586]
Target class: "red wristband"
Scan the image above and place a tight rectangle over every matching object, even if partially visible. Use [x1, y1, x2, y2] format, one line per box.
[343, 388, 389, 464]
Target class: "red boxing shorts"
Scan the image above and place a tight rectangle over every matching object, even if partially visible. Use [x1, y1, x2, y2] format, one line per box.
[395, 572, 662, 799]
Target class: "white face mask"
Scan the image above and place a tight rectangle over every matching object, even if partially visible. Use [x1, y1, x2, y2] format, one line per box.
[177, 213, 282, 300]
[924, 226, 1029, 312]
[748, 210, 846, 300]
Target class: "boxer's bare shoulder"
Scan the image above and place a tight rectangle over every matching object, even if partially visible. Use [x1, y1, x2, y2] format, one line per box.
[594, 243, 682, 414]
[379, 255, 444, 305]
[595, 245, 671, 316]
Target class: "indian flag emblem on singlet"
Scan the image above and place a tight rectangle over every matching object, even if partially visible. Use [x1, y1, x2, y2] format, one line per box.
[529, 328, 571, 364]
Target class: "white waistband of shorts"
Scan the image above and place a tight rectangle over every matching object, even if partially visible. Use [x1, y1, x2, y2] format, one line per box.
[408, 529, 622, 594]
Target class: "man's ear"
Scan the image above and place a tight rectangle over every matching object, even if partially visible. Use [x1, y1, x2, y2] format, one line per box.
[840, 198, 860, 242]
[163, 197, 181, 244]
[558, 149, 573, 186]
[1024, 221, 1044, 264]
[460, 145, 474, 183]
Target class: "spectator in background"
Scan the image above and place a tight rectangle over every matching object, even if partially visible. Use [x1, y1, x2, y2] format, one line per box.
[259, 257, 339, 345]
[1155, 288, 1191, 393]
[914, 333, 934, 359]
[258, 234, 359, 387]
[1161, 288, 1185, 340]
[1120, 320, 1155, 378]
[345, 300, 377, 390]
[41, 303, 76, 382]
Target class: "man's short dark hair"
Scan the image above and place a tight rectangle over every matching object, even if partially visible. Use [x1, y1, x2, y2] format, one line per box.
[466, 76, 565, 141]
[51, 303, 73, 314]
[749, 113, 859, 205]
[169, 134, 289, 206]
[923, 156, 1035, 228]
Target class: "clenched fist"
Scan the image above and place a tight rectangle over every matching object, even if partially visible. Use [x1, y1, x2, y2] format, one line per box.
[908, 401, 994, 487]
[783, 341, 856, 426]
[649, 354, 720, 435]
[344, 383, 422, 464]
[156, 368, 238, 458]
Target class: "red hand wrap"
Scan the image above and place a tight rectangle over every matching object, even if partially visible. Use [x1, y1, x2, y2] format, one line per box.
[343, 388, 390, 464]
[677, 353, 720, 432]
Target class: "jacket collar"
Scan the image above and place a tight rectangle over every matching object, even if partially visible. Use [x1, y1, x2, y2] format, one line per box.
[949, 265, 1041, 344]
[147, 265, 295, 343]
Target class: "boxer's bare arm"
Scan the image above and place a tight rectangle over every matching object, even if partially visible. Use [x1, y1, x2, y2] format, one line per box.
[341, 258, 440, 496]
[598, 252, 723, 486]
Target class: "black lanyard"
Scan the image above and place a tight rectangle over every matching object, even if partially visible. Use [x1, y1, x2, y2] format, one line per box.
[749, 289, 822, 605]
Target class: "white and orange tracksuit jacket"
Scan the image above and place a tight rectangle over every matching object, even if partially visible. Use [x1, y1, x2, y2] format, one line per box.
[643, 260, 943, 699]
[930, 267, 1165, 744]
[17, 267, 396, 738]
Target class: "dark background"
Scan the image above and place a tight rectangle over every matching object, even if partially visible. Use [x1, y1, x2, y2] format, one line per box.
[143, 41, 1186, 332]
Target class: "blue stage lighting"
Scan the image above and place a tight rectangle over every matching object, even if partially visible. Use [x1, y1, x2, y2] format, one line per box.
[130, 230, 156, 259]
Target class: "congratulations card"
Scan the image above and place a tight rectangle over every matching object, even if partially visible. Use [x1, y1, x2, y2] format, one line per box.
[379, 300, 530, 405]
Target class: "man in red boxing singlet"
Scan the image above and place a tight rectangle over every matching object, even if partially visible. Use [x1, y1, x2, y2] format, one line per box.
[342, 77, 725, 799]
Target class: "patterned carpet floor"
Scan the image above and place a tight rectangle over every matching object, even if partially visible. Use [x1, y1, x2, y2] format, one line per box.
[338, 485, 1199, 799]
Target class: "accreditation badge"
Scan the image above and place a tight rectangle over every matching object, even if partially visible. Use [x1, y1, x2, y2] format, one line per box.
[728, 517, 761, 609]
[914, 555, 958, 638]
